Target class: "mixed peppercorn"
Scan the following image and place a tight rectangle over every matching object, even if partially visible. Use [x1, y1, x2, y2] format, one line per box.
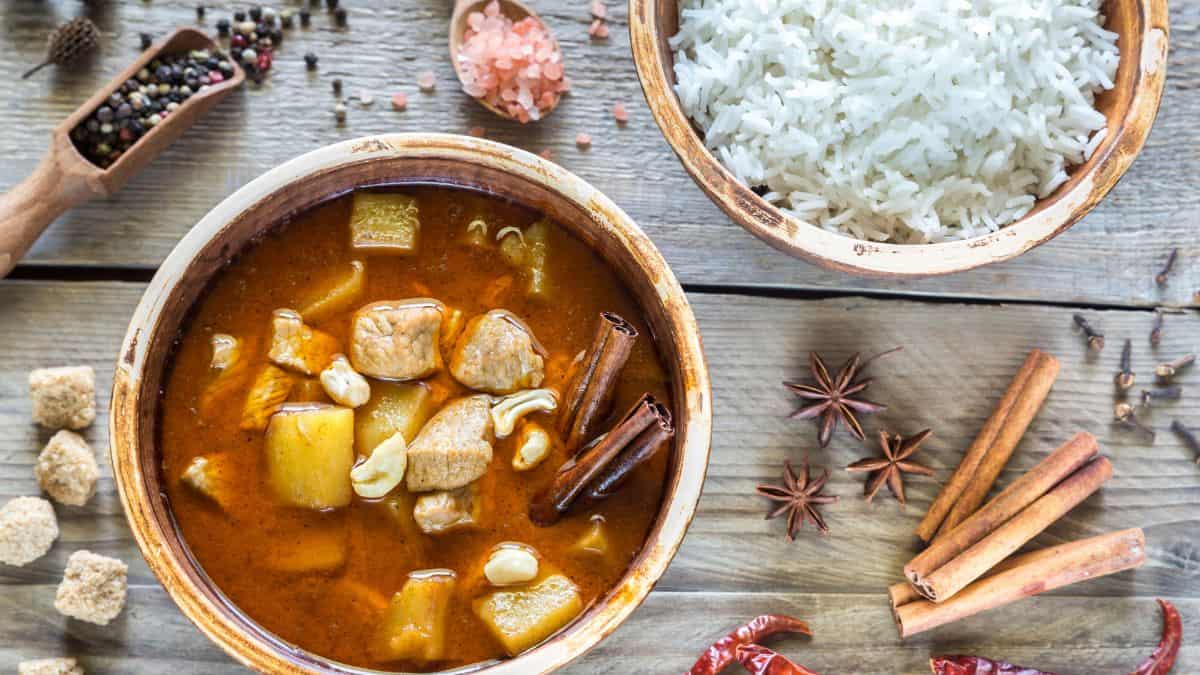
[70, 49, 235, 168]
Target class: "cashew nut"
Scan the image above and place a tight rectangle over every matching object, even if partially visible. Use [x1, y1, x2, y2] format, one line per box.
[350, 432, 408, 498]
[512, 422, 552, 472]
[491, 388, 557, 438]
[320, 354, 371, 408]
[483, 543, 539, 586]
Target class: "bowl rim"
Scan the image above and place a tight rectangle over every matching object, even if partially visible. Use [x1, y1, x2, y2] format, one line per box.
[109, 133, 713, 674]
[628, 0, 1170, 277]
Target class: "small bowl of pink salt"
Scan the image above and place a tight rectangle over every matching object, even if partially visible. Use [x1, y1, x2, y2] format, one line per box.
[451, 0, 568, 123]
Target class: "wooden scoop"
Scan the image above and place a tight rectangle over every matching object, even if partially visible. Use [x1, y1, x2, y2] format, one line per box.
[448, 0, 562, 121]
[0, 28, 244, 277]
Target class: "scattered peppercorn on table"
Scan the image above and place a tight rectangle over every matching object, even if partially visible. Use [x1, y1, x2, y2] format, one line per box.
[0, 1, 1198, 673]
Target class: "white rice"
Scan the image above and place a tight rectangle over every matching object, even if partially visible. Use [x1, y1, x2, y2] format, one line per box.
[670, 0, 1120, 243]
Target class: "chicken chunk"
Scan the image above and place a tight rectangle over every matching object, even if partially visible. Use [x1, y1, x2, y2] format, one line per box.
[268, 309, 340, 376]
[413, 484, 481, 534]
[449, 310, 545, 394]
[350, 300, 445, 380]
[405, 396, 493, 492]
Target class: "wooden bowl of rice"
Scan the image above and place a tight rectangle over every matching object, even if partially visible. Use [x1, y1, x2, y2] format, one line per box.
[630, 0, 1168, 277]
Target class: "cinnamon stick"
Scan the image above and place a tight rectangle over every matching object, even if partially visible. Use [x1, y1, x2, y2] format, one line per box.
[904, 432, 1098, 588]
[910, 455, 1112, 602]
[558, 312, 638, 453]
[915, 350, 1060, 543]
[893, 528, 1145, 638]
[531, 394, 670, 525]
[584, 399, 673, 501]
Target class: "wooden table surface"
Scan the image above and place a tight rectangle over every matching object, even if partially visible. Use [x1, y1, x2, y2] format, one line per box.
[1, 2, 1197, 673]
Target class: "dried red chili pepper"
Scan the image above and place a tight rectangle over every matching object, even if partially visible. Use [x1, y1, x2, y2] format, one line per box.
[930, 655, 1054, 675]
[686, 614, 812, 675]
[1131, 599, 1182, 675]
[734, 644, 819, 675]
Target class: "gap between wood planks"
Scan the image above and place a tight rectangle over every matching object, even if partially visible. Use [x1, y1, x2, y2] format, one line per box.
[7, 264, 1182, 314]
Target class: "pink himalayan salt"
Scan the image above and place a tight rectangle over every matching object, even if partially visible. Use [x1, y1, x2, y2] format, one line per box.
[417, 71, 437, 92]
[456, 0, 567, 124]
[468, 126, 486, 138]
[575, 133, 592, 148]
[588, 19, 609, 39]
[391, 92, 408, 111]
[612, 101, 628, 123]
[591, 1, 607, 19]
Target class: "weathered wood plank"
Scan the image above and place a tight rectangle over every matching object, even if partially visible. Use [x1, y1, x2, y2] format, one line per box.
[2, 587, 1194, 674]
[0, 1, 1197, 306]
[0, 281, 1196, 671]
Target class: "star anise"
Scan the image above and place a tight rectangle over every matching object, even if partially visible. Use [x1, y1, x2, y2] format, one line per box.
[784, 350, 891, 447]
[846, 429, 935, 504]
[756, 458, 839, 539]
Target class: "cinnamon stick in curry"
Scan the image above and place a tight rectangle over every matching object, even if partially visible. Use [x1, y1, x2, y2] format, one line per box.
[915, 350, 1059, 543]
[904, 432, 1098, 589]
[583, 398, 673, 501]
[893, 528, 1145, 638]
[531, 393, 671, 525]
[910, 455, 1112, 603]
[558, 312, 638, 453]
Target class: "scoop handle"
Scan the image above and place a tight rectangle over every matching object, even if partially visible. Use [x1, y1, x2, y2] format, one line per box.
[0, 145, 101, 277]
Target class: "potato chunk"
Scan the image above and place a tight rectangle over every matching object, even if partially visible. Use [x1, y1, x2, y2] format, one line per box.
[350, 300, 444, 380]
[268, 309, 340, 376]
[240, 365, 296, 431]
[265, 405, 354, 509]
[263, 525, 347, 574]
[412, 483, 481, 534]
[298, 259, 367, 323]
[350, 192, 420, 255]
[370, 569, 457, 663]
[355, 381, 435, 454]
[473, 574, 583, 656]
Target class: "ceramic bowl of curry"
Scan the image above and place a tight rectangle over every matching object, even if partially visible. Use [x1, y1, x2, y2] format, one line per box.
[109, 133, 712, 674]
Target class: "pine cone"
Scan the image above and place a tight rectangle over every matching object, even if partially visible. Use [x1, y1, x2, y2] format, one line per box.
[23, 17, 100, 79]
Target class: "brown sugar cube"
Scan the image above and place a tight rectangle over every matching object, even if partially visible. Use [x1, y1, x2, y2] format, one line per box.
[29, 366, 97, 430]
[19, 658, 84, 675]
[54, 550, 128, 625]
[36, 430, 99, 506]
[0, 496, 59, 566]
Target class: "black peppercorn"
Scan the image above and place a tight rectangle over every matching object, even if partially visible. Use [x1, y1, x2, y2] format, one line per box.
[304, 52, 319, 70]
[332, 78, 343, 95]
[249, 6, 262, 21]
[299, 9, 311, 27]
[281, 10, 295, 28]
[216, 18, 231, 36]
[233, 10, 246, 22]
[196, 5, 206, 20]
[140, 32, 153, 50]
[326, 0, 339, 10]
[335, 7, 347, 26]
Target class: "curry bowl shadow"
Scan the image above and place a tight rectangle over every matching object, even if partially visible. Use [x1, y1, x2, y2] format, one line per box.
[109, 133, 712, 674]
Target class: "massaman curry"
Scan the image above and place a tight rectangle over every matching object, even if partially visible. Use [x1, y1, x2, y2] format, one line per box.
[158, 185, 675, 671]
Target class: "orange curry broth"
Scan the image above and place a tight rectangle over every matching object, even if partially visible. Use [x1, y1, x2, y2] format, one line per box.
[158, 185, 673, 671]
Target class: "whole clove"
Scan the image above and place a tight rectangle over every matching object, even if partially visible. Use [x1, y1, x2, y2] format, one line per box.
[1141, 385, 1182, 407]
[1114, 402, 1155, 440]
[1150, 309, 1164, 347]
[1171, 421, 1200, 463]
[1114, 339, 1135, 391]
[1156, 354, 1196, 381]
[1155, 248, 1178, 286]
[1073, 314, 1105, 352]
